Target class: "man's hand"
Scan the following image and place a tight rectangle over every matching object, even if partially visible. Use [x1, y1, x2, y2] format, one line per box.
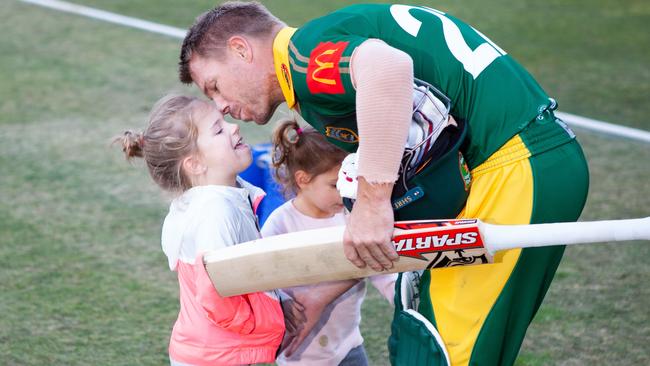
[343, 177, 399, 271]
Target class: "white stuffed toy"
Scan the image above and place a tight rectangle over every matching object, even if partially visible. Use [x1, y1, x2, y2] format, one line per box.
[336, 152, 359, 200]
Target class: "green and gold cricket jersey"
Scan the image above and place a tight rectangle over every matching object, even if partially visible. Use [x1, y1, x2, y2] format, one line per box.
[273, 4, 561, 169]
[272, 4, 589, 366]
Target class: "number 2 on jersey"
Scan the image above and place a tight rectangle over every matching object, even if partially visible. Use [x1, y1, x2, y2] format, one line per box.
[390, 5, 506, 79]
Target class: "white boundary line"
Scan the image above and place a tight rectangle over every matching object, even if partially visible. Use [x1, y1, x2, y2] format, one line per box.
[20, 0, 650, 144]
[20, 0, 186, 39]
[556, 112, 650, 144]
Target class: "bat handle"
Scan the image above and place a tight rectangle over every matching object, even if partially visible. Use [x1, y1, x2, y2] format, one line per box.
[481, 217, 650, 253]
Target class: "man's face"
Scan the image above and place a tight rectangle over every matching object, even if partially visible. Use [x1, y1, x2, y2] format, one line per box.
[189, 53, 279, 125]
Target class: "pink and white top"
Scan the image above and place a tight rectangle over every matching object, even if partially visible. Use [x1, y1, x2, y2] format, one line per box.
[161, 178, 284, 366]
[261, 200, 396, 366]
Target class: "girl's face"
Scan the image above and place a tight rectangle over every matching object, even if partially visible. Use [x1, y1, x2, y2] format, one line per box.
[192, 102, 252, 185]
[298, 165, 345, 217]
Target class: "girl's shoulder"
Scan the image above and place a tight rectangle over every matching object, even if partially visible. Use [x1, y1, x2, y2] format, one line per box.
[260, 200, 295, 237]
[262, 201, 347, 236]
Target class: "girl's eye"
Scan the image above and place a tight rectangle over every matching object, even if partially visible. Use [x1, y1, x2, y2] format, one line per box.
[214, 128, 223, 135]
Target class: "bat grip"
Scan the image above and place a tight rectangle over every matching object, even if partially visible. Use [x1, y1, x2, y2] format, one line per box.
[481, 217, 650, 253]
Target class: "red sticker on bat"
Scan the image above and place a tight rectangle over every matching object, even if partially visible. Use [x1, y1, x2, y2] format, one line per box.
[392, 225, 484, 260]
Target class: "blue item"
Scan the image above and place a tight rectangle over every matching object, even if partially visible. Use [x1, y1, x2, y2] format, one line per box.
[239, 143, 288, 226]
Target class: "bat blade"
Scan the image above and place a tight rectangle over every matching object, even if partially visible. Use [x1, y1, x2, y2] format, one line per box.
[204, 219, 489, 296]
[204, 217, 650, 296]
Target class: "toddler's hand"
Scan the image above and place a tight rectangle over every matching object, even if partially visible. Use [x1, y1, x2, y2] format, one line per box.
[282, 286, 328, 357]
[279, 291, 306, 337]
[282, 280, 359, 357]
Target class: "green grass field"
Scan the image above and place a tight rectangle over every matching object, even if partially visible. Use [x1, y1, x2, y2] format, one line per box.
[1, 1, 648, 365]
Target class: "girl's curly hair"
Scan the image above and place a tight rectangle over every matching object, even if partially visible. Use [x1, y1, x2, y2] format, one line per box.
[271, 119, 347, 197]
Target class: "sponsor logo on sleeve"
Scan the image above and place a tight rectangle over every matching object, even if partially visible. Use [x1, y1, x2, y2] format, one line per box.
[306, 41, 348, 94]
[325, 126, 359, 143]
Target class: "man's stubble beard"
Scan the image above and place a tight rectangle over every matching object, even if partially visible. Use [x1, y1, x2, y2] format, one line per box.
[254, 101, 281, 125]
[254, 73, 286, 125]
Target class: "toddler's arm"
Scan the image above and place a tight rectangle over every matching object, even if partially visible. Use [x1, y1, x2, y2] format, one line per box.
[278, 290, 305, 336]
[282, 279, 360, 356]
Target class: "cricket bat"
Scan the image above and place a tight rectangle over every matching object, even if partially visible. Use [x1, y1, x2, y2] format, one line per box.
[203, 217, 650, 296]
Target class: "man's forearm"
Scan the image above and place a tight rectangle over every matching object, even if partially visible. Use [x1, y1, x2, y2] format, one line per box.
[351, 39, 414, 183]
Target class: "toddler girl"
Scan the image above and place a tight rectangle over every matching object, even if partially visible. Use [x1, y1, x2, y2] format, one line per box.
[261, 119, 397, 366]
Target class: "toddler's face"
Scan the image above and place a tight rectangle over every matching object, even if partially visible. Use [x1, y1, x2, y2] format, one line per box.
[302, 165, 345, 216]
[194, 102, 252, 179]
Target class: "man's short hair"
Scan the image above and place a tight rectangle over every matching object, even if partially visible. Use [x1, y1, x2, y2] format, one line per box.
[179, 1, 283, 84]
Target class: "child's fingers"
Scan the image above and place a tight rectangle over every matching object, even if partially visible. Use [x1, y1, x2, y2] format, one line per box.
[284, 315, 297, 334]
[283, 302, 307, 334]
[283, 295, 305, 312]
[285, 299, 307, 323]
[293, 299, 305, 312]
[283, 331, 302, 356]
[284, 336, 300, 357]
[279, 333, 296, 354]
[282, 298, 305, 319]
[284, 323, 311, 357]
[285, 313, 299, 333]
[293, 304, 307, 323]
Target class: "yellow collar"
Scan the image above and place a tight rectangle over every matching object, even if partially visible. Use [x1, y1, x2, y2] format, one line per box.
[272, 27, 298, 109]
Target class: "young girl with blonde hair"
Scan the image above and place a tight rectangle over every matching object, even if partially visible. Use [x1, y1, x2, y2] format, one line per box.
[116, 95, 303, 366]
[261, 119, 396, 366]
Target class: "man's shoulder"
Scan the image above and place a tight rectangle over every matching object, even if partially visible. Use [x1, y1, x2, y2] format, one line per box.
[287, 6, 379, 117]
[304, 3, 387, 27]
[292, 3, 388, 45]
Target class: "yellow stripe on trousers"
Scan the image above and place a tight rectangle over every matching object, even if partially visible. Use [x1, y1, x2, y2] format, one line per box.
[429, 135, 533, 366]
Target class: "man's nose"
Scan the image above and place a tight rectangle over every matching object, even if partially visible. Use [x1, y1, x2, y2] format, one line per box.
[211, 95, 231, 115]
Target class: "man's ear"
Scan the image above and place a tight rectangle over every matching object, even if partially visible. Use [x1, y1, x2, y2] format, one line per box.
[294, 170, 312, 189]
[182, 155, 206, 177]
[227, 36, 252, 62]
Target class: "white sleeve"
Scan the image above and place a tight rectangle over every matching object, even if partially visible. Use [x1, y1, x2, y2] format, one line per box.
[193, 200, 242, 253]
[369, 273, 398, 306]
